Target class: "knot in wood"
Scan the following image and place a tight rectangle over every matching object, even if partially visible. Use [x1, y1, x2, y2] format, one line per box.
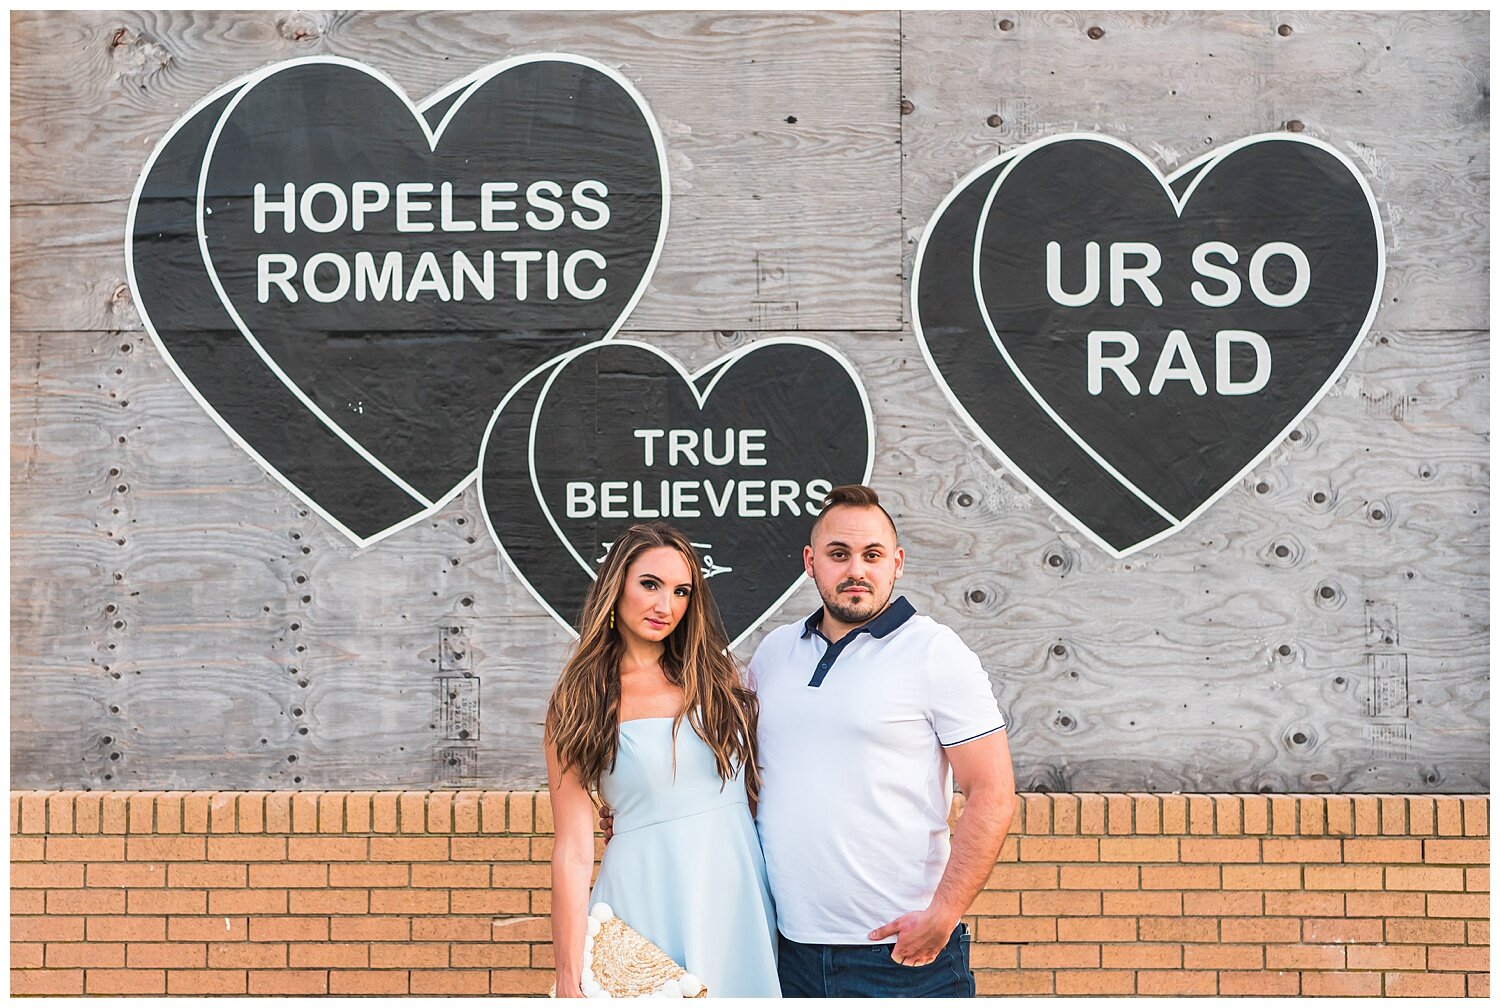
[900, 98, 915, 116]
[276, 13, 324, 43]
[1086, 26, 1105, 40]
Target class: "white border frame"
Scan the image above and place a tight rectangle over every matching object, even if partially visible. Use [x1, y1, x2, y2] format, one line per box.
[478, 336, 876, 650]
[126, 53, 670, 548]
[913, 132, 1386, 558]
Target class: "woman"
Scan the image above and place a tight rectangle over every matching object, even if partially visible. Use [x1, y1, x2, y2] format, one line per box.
[546, 523, 780, 998]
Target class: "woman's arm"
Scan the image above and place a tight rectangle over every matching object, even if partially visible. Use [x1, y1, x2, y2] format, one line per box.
[546, 733, 599, 998]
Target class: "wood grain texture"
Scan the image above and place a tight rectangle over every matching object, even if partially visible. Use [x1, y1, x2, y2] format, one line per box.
[11, 11, 1488, 791]
[10, 9, 902, 333]
[901, 10, 1489, 331]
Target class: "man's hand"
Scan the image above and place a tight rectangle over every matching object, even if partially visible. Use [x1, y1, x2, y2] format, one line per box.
[867, 905, 958, 966]
[598, 804, 614, 843]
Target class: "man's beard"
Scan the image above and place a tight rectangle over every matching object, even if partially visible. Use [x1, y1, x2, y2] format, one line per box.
[822, 580, 889, 626]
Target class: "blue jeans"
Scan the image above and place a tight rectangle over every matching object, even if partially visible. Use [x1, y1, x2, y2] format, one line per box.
[776, 924, 975, 998]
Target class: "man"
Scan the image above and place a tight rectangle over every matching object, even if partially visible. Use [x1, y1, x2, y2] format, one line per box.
[749, 484, 1016, 997]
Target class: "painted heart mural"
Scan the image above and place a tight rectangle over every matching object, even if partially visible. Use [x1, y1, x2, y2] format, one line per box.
[915, 133, 1384, 556]
[127, 54, 668, 545]
[479, 339, 874, 647]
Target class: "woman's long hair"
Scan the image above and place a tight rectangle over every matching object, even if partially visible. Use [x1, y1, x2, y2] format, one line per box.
[545, 523, 761, 803]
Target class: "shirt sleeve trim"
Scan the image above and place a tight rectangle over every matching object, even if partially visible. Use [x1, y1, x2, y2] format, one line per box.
[940, 723, 1006, 747]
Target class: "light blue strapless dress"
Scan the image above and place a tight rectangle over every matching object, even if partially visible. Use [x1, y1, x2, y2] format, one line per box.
[591, 718, 781, 997]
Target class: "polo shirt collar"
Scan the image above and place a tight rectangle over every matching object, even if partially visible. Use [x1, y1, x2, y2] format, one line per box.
[802, 596, 916, 687]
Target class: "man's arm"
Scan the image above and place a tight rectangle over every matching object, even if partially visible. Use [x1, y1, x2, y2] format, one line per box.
[868, 730, 1017, 965]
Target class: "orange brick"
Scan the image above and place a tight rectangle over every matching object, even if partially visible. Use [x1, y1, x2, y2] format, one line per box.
[409, 917, 493, 943]
[370, 836, 449, 861]
[10, 943, 42, 969]
[126, 942, 206, 968]
[12, 862, 82, 888]
[47, 835, 125, 861]
[248, 917, 329, 942]
[1304, 917, 1384, 943]
[248, 970, 328, 995]
[317, 792, 343, 833]
[1425, 838, 1489, 864]
[125, 889, 207, 915]
[85, 969, 166, 994]
[1182, 944, 1262, 969]
[1428, 944, 1488, 971]
[978, 917, 1057, 943]
[1386, 865, 1465, 891]
[89, 916, 168, 942]
[1353, 794, 1381, 834]
[1141, 865, 1219, 890]
[207, 836, 285, 861]
[1386, 972, 1466, 997]
[1047, 793, 1078, 835]
[11, 968, 84, 994]
[290, 942, 369, 968]
[290, 889, 369, 915]
[411, 969, 489, 995]
[1105, 891, 1181, 916]
[1020, 793, 1049, 834]
[330, 863, 408, 888]
[167, 862, 247, 888]
[1019, 836, 1097, 862]
[263, 793, 291, 833]
[1402, 794, 1433, 835]
[100, 793, 129, 834]
[398, 791, 427, 833]
[1264, 890, 1343, 916]
[154, 794, 183, 834]
[247, 863, 329, 889]
[451, 890, 532, 915]
[48, 888, 126, 915]
[332, 970, 409, 994]
[371, 792, 399, 833]
[1059, 865, 1136, 889]
[1471, 975, 1490, 997]
[987, 863, 1059, 889]
[13, 916, 85, 942]
[1435, 797, 1464, 836]
[181, 793, 211, 833]
[1270, 795, 1298, 835]
[1262, 838, 1342, 862]
[165, 917, 247, 942]
[1469, 919, 1488, 944]
[45, 792, 79, 834]
[371, 889, 448, 914]
[1021, 890, 1101, 916]
[492, 916, 552, 942]
[453, 942, 533, 967]
[370, 942, 449, 968]
[125, 836, 206, 861]
[1302, 971, 1381, 996]
[12, 889, 45, 914]
[290, 792, 319, 834]
[453, 792, 481, 834]
[1129, 794, 1159, 835]
[127, 793, 158, 833]
[87, 861, 165, 888]
[1381, 795, 1408, 835]
[288, 836, 367, 861]
[1020, 943, 1100, 968]
[1182, 890, 1257, 916]
[11, 836, 44, 861]
[168, 970, 247, 995]
[1298, 796, 1325, 835]
[1305, 865, 1383, 890]
[489, 967, 556, 995]
[1343, 838, 1423, 862]
[451, 836, 531, 861]
[17, 793, 46, 834]
[44, 942, 125, 967]
[209, 889, 287, 915]
[971, 943, 1019, 968]
[1100, 837, 1179, 862]
[1159, 794, 1187, 834]
[1345, 891, 1425, 917]
[1212, 795, 1242, 835]
[427, 791, 454, 833]
[1102, 943, 1181, 969]
[1140, 917, 1218, 943]
[208, 942, 287, 968]
[970, 890, 1020, 915]
[1187, 795, 1215, 835]
[1324, 795, 1354, 836]
[344, 792, 373, 833]
[1265, 943, 1345, 969]
[493, 863, 551, 888]
[1075, 794, 1105, 835]
[975, 969, 1055, 996]
[1428, 892, 1489, 918]
[1386, 917, 1464, 945]
[1137, 970, 1215, 995]
[1220, 970, 1298, 995]
[208, 793, 236, 833]
[1221, 918, 1299, 944]
[479, 791, 508, 832]
[1346, 944, 1424, 970]
[534, 792, 554, 833]
[1053, 969, 1135, 994]
[74, 793, 102, 834]
[331, 917, 411, 942]
[1179, 838, 1258, 862]
[1468, 867, 1488, 891]
[412, 863, 491, 888]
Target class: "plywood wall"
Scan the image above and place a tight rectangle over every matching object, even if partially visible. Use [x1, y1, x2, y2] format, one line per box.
[11, 10, 1487, 792]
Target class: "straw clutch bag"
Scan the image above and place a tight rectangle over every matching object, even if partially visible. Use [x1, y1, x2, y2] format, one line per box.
[551, 903, 708, 999]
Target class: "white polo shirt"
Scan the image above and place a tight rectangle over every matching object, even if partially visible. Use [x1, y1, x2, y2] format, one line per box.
[748, 596, 1005, 944]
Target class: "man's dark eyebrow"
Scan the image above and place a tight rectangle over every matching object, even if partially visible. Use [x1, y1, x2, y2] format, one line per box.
[824, 540, 886, 552]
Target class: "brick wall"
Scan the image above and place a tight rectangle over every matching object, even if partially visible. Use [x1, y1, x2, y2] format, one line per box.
[10, 791, 1488, 997]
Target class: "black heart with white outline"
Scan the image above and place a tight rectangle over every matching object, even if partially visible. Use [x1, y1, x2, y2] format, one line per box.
[480, 339, 874, 648]
[128, 54, 668, 545]
[916, 133, 1383, 556]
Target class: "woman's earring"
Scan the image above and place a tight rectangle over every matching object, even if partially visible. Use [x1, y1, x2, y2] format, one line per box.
[609, 609, 615, 630]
